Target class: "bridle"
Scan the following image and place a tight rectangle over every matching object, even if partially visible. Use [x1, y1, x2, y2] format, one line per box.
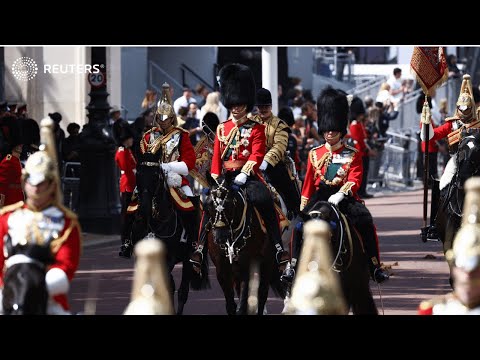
[211, 179, 250, 263]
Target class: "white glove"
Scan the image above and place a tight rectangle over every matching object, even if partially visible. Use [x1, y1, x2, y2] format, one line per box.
[161, 162, 171, 174]
[328, 192, 345, 206]
[46, 268, 69, 296]
[234, 172, 248, 185]
[259, 160, 268, 171]
[161, 161, 188, 176]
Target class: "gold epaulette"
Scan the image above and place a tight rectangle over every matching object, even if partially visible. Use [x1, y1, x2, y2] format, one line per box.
[175, 126, 189, 134]
[311, 144, 325, 152]
[445, 116, 460, 122]
[0, 201, 24, 215]
[344, 143, 359, 153]
[247, 113, 263, 125]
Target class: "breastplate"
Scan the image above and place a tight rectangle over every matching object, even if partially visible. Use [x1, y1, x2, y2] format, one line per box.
[162, 132, 181, 162]
[7, 206, 65, 248]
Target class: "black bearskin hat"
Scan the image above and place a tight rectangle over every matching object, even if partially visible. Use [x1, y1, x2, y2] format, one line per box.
[278, 107, 295, 127]
[0, 115, 23, 156]
[113, 119, 134, 146]
[317, 87, 349, 137]
[202, 112, 220, 134]
[218, 63, 256, 113]
[349, 96, 366, 121]
[21, 118, 40, 146]
[256, 88, 272, 106]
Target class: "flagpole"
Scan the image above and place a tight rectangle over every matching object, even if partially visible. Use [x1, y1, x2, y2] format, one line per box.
[423, 94, 429, 233]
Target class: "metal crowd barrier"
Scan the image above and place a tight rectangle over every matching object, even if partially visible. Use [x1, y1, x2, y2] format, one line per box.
[368, 130, 419, 190]
[61, 161, 80, 212]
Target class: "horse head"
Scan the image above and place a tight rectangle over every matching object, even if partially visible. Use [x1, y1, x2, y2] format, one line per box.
[457, 128, 480, 187]
[1, 237, 54, 315]
[205, 171, 243, 246]
[303, 201, 349, 272]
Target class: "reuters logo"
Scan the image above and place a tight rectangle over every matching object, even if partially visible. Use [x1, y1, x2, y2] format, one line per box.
[12, 57, 38, 81]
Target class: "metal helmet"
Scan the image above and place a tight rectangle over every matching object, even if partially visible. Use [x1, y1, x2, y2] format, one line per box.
[21, 117, 63, 206]
[285, 220, 348, 315]
[155, 82, 176, 123]
[456, 74, 476, 123]
[124, 236, 174, 315]
[446, 177, 480, 272]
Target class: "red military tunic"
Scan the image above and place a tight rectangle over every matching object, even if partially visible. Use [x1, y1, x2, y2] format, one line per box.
[140, 127, 196, 187]
[115, 146, 137, 193]
[0, 202, 82, 312]
[0, 154, 24, 207]
[300, 141, 363, 210]
[211, 115, 266, 178]
[349, 120, 368, 156]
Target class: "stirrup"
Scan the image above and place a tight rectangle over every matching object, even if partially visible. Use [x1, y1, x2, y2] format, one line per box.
[275, 247, 290, 267]
[189, 246, 204, 271]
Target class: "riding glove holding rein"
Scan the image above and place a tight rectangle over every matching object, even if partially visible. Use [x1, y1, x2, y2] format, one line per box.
[328, 192, 346, 206]
[234, 172, 248, 185]
[259, 160, 269, 171]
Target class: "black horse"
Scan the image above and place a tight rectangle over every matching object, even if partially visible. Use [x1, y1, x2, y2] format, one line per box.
[2, 239, 54, 315]
[191, 172, 285, 315]
[289, 200, 377, 314]
[435, 128, 480, 279]
[128, 155, 199, 315]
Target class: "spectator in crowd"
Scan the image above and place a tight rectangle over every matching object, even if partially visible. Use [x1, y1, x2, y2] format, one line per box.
[48, 112, 65, 174]
[387, 67, 405, 104]
[16, 104, 28, 119]
[62, 123, 81, 164]
[195, 84, 210, 109]
[173, 87, 197, 115]
[141, 89, 157, 110]
[302, 101, 321, 148]
[447, 54, 461, 79]
[182, 107, 202, 146]
[278, 107, 301, 174]
[199, 91, 228, 123]
[176, 106, 188, 127]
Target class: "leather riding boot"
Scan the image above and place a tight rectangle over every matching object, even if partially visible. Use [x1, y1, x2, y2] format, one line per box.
[356, 222, 389, 283]
[280, 218, 303, 285]
[190, 211, 210, 272]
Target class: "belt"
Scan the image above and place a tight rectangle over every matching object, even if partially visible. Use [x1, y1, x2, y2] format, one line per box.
[223, 160, 246, 170]
[140, 161, 160, 167]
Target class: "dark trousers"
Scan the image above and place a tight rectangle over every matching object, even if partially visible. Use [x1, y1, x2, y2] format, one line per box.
[358, 155, 370, 195]
[265, 161, 300, 216]
[120, 192, 133, 243]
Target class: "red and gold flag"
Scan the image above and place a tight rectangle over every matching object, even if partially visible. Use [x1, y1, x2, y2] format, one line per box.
[410, 47, 449, 95]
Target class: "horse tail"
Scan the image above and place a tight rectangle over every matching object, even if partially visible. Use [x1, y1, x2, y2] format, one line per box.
[190, 234, 210, 290]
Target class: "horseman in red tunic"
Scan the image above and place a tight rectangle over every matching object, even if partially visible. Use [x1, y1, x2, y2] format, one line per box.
[0, 117, 82, 314]
[119, 82, 198, 258]
[190, 63, 289, 273]
[281, 87, 390, 285]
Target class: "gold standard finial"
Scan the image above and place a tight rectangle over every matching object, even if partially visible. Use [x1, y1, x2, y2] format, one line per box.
[284, 220, 348, 315]
[446, 177, 480, 272]
[124, 237, 174, 315]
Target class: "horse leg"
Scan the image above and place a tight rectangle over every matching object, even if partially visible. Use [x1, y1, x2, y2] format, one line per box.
[257, 273, 270, 316]
[236, 279, 249, 315]
[216, 262, 236, 315]
[176, 258, 191, 315]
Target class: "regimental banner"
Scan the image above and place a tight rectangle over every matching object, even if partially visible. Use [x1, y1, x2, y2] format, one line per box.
[410, 47, 448, 95]
[189, 136, 213, 188]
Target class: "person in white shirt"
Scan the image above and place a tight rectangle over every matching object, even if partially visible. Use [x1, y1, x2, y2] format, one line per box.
[173, 87, 197, 115]
[387, 67, 405, 105]
[199, 91, 228, 123]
